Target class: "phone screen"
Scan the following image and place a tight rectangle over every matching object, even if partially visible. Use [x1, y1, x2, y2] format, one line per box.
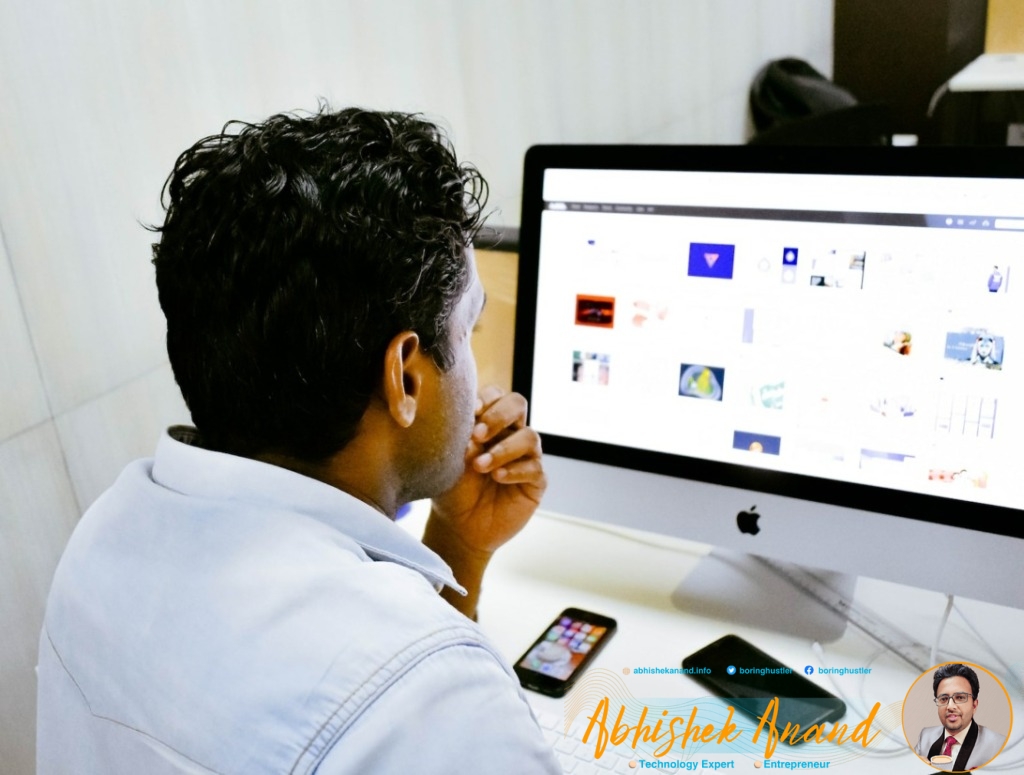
[683, 634, 846, 730]
[514, 608, 616, 696]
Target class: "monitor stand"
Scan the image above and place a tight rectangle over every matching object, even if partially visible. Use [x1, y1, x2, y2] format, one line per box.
[670, 548, 857, 642]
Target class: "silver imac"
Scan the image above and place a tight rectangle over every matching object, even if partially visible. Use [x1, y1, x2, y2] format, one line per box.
[513, 145, 1024, 633]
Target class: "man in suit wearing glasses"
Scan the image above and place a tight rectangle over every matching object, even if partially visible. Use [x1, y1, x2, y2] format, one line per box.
[914, 663, 1006, 771]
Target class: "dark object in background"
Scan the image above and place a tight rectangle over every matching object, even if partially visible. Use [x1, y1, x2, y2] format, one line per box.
[932, 82, 1024, 146]
[748, 58, 891, 145]
[750, 58, 858, 133]
[834, 0, 987, 143]
[474, 224, 519, 252]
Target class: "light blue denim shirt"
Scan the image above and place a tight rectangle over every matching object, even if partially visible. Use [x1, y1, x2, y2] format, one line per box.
[37, 428, 560, 774]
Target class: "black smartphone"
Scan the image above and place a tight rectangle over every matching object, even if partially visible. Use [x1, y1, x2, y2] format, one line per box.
[513, 607, 617, 697]
[682, 634, 846, 732]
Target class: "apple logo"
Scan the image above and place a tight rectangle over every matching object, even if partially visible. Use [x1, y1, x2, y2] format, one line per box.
[737, 505, 761, 535]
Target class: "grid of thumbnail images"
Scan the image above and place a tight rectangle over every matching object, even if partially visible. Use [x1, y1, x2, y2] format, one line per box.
[569, 238, 1010, 491]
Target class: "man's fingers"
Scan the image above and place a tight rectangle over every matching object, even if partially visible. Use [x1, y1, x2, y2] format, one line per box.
[472, 390, 528, 443]
[476, 384, 505, 413]
[490, 457, 547, 488]
[472, 426, 541, 473]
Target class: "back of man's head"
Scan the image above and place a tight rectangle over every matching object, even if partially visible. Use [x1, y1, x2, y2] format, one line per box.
[152, 107, 487, 461]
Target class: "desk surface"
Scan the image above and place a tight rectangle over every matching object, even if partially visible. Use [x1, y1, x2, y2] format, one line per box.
[401, 502, 1024, 773]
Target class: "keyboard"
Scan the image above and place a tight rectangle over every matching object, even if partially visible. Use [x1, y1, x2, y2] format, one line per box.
[536, 709, 637, 774]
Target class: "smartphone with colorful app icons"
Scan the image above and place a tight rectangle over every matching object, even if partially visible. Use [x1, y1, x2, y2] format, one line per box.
[513, 607, 617, 697]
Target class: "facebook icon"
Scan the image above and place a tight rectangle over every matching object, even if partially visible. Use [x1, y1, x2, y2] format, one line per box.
[804, 665, 814, 675]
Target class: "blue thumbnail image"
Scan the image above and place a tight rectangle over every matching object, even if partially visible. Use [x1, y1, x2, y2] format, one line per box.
[688, 242, 735, 280]
[679, 364, 725, 400]
[733, 431, 781, 455]
[944, 330, 1004, 369]
[860, 449, 914, 464]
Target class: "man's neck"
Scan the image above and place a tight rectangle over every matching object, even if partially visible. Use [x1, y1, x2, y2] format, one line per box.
[255, 447, 401, 518]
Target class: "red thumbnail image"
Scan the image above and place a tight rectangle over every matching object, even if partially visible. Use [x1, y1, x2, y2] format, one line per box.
[575, 295, 616, 328]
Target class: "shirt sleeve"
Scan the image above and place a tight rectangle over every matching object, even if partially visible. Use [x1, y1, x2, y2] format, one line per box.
[313, 641, 561, 775]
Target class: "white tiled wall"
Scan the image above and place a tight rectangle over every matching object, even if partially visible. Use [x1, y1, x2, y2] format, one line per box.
[0, 424, 81, 775]
[0, 2, 833, 771]
[55, 364, 190, 511]
[0, 233, 50, 440]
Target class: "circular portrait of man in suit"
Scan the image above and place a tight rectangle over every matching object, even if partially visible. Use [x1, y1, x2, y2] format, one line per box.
[902, 662, 1011, 771]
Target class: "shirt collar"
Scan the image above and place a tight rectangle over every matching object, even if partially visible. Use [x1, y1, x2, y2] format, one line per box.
[151, 426, 465, 594]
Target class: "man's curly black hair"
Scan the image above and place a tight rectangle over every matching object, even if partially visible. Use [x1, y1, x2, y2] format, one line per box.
[151, 106, 488, 461]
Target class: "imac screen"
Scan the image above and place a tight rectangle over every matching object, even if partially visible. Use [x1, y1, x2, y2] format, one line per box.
[513, 146, 1024, 543]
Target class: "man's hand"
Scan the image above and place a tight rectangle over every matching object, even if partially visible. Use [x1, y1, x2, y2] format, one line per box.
[431, 385, 546, 554]
[423, 386, 546, 618]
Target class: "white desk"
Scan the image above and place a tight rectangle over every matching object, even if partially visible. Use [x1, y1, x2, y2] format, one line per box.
[949, 54, 1024, 93]
[402, 503, 1024, 773]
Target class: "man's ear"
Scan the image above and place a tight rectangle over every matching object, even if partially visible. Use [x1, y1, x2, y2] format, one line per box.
[382, 330, 428, 428]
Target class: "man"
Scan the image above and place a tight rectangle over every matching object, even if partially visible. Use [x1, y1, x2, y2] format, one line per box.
[37, 108, 561, 774]
[914, 663, 1006, 771]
